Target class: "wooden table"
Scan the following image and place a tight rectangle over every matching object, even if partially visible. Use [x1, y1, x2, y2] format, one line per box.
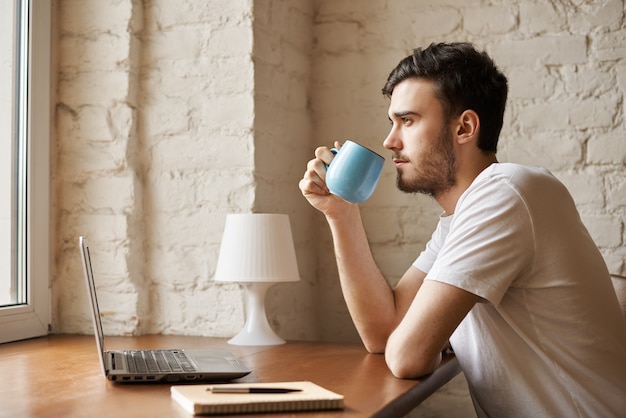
[0, 335, 460, 417]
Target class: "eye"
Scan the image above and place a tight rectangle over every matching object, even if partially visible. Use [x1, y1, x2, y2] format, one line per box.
[400, 116, 412, 125]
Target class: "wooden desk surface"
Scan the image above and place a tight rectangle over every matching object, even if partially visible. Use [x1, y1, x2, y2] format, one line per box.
[0, 335, 460, 418]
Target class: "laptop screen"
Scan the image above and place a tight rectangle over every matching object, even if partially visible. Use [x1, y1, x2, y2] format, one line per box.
[79, 236, 108, 376]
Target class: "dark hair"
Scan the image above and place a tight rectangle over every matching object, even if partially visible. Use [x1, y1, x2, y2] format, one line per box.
[382, 42, 508, 153]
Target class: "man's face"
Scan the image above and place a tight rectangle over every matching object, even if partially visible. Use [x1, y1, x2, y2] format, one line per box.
[383, 78, 456, 197]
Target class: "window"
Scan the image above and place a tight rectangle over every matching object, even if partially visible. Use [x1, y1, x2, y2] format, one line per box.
[0, 0, 51, 343]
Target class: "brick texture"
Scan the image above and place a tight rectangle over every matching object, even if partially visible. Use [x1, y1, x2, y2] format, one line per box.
[54, 0, 626, 349]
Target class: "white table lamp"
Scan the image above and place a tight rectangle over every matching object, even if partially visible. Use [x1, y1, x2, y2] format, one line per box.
[215, 214, 300, 345]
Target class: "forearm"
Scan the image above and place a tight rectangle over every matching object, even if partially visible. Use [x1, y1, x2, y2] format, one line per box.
[384, 280, 480, 379]
[326, 206, 398, 352]
[298, 144, 408, 352]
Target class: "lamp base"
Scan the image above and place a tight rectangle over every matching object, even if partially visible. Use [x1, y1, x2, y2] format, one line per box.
[228, 282, 286, 346]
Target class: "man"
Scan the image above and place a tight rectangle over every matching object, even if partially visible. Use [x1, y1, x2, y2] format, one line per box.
[299, 42, 626, 417]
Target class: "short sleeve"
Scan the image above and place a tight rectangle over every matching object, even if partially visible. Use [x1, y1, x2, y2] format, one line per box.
[413, 214, 452, 273]
[425, 177, 535, 306]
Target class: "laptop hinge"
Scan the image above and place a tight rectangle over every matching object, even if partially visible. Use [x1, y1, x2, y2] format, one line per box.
[107, 352, 124, 371]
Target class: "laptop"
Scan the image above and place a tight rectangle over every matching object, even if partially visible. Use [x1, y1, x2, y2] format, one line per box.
[79, 236, 251, 383]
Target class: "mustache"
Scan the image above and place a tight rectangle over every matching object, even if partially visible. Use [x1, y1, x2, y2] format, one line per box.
[392, 153, 410, 161]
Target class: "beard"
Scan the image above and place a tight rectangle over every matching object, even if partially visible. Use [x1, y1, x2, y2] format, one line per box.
[395, 128, 457, 197]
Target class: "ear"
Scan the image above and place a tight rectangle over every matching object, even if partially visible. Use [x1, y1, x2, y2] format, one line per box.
[454, 110, 479, 145]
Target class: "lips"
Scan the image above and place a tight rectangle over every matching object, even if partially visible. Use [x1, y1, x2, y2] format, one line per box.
[392, 157, 409, 167]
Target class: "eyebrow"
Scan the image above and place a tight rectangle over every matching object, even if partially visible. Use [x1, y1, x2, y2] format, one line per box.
[388, 110, 419, 121]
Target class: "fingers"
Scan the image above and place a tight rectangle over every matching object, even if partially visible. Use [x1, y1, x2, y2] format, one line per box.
[299, 142, 343, 200]
[314, 146, 335, 165]
[300, 157, 330, 195]
[298, 177, 329, 197]
[314, 140, 344, 165]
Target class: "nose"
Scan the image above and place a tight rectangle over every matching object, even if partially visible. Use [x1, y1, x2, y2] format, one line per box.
[383, 126, 401, 151]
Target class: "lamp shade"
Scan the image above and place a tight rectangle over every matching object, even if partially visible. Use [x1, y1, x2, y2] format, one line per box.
[215, 214, 300, 283]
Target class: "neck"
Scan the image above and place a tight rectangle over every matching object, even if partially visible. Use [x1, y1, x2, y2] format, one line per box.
[435, 152, 498, 215]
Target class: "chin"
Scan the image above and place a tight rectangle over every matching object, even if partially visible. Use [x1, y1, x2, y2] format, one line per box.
[396, 177, 435, 196]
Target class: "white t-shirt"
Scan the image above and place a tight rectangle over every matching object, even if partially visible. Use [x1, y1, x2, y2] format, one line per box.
[414, 163, 626, 417]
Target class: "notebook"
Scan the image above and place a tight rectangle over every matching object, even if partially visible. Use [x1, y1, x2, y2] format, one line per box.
[79, 236, 251, 383]
[171, 381, 344, 415]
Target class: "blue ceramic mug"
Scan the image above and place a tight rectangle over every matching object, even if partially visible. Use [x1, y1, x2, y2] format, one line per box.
[325, 140, 385, 204]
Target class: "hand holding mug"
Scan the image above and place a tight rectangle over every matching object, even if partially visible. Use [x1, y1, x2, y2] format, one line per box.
[325, 140, 384, 204]
[300, 140, 384, 207]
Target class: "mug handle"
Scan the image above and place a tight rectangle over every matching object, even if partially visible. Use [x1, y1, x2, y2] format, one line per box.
[324, 148, 338, 168]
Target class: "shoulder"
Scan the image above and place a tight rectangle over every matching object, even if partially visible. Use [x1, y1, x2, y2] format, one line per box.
[476, 163, 556, 187]
[451, 164, 541, 236]
[461, 163, 568, 207]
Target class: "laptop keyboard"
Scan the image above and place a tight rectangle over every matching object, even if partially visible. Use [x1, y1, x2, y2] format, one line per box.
[125, 350, 197, 373]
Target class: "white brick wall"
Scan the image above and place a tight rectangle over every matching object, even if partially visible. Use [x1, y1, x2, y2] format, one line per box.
[54, 0, 626, 346]
[311, 0, 626, 341]
[54, 0, 318, 339]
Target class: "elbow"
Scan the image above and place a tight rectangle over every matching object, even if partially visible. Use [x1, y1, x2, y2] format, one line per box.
[362, 338, 386, 354]
[358, 327, 394, 354]
[385, 352, 437, 379]
[385, 334, 441, 379]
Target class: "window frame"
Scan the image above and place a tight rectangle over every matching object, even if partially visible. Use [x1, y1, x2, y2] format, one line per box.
[0, 0, 51, 344]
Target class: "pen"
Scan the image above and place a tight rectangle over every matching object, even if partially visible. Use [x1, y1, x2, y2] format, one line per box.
[208, 387, 302, 394]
